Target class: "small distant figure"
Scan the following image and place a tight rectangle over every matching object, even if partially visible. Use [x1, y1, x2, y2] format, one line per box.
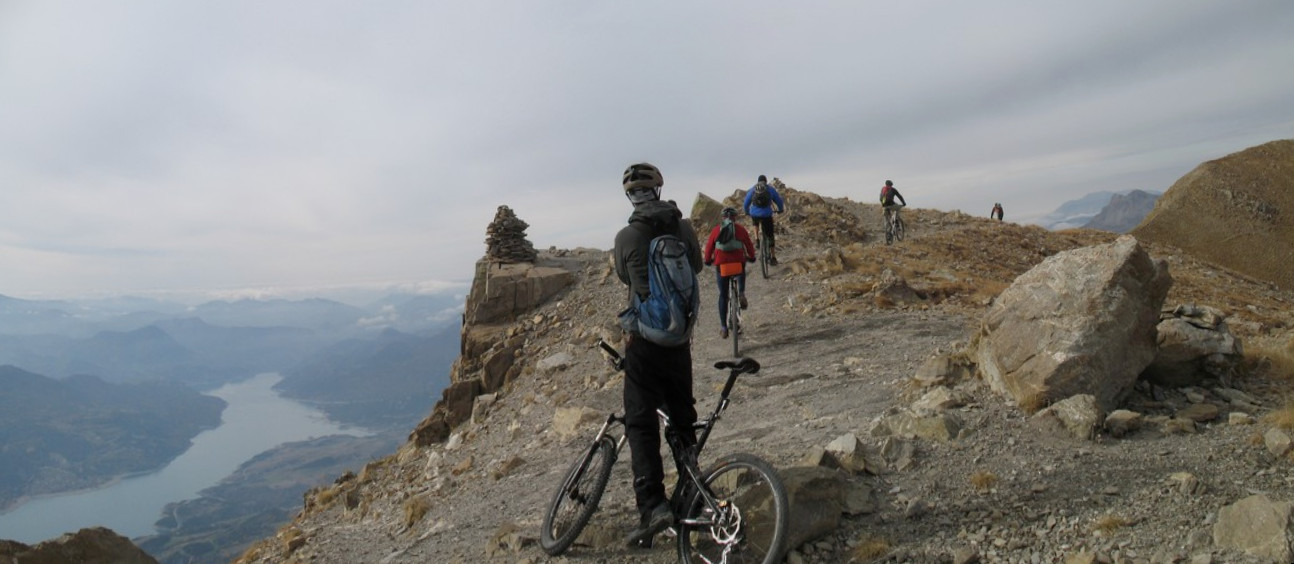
[991, 202, 1004, 221]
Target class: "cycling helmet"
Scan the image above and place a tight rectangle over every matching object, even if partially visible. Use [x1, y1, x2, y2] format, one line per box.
[721, 206, 738, 218]
[758, 174, 767, 183]
[885, 180, 893, 187]
[623, 163, 663, 204]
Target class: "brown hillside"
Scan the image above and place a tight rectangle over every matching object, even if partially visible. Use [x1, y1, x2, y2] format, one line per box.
[1131, 139, 1294, 291]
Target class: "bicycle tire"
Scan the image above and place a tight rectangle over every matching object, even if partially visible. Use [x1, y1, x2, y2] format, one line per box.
[539, 436, 617, 555]
[677, 453, 790, 564]
[895, 216, 906, 241]
[759, 234, 770, 279]
[728, 277, 741, 357]
[884, 218, 893, 245]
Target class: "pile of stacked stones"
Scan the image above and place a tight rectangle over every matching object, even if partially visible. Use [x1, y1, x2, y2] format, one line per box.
[485, 205, 537, 263]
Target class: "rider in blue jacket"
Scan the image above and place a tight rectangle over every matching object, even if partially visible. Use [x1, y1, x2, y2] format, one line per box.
[742, 175, 785, 265]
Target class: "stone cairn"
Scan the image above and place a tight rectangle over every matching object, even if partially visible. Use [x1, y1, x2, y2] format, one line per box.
[485, 205, 537, 263]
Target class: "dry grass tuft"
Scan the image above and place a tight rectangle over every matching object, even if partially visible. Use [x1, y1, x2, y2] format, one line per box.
[1092, 514, 1132, 534]
[314, 485, 341, 509]
[1246, 338, 1294, 383]
[849, 536, 891, 562]
[1249, 431, 1267, 446]
[1262, 400, 1294, 430]
[1019, 392, 1051, 414]
[969, 470, 998, 492]
[403, 494, 433, 529]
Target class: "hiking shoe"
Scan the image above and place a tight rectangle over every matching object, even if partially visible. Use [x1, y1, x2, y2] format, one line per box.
[739, 294, 748, 310]
[720, 327, 729, 339]
[627, 502, 672, 547]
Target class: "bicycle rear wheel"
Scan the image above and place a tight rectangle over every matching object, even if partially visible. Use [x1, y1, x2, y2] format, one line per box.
[540, 436, 617, 555]
[677, 453, 789, 564]
[728, 277, 741, 357]
[759, 235, 770, 279]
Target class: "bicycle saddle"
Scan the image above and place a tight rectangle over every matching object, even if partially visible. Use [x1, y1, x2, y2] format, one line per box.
[714, 357, 760, 374]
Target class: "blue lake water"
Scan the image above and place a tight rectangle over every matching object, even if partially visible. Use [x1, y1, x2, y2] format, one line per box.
[0, 373, 359, 544]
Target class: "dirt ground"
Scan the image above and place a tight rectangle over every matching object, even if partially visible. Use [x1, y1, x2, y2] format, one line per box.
[238, 195, 1294, 564]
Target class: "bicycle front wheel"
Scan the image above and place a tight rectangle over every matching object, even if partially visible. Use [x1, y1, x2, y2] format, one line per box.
[677, 453, 789, 564]
[539, 436, 617, 555]
[895, 216, 906, 241]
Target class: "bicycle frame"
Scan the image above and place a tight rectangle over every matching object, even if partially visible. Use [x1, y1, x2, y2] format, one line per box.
[595, 341, 752, 520]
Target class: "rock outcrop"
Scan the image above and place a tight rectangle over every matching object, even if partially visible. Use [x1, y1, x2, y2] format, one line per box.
[974, 235, 1171, 412]
[0, 527, 158, 564]
[411, 255, 576, 446]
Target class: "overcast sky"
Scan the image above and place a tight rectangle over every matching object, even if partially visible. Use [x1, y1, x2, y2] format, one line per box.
[3, 1, 1293, 303]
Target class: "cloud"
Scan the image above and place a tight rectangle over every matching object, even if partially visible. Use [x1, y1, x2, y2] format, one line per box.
[2, 0, 1293, 299]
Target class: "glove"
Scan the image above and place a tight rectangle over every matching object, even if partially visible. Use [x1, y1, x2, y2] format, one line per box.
[705, 259, 714, 266]
[747, 256, 756, 263]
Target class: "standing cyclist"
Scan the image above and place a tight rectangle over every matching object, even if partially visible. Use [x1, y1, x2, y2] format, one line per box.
[613, 162, 704, 547]
[880, 179, 908, 229]
[703, 207, 756, 339]
[743, 174, 785, 265]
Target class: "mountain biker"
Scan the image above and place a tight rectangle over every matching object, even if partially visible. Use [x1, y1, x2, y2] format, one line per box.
[703, 207, 756, 339]
[612, 162, 703, 547]
[991, 202, 1004, 221]
[880, 180, 907, 230]
[743, 175, 785, 265]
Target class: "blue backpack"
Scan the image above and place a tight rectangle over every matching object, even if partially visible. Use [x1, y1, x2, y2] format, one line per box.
[618, 233, 699, 347]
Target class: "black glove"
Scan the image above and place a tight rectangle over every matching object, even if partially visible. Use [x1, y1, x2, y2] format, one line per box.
[705, 259, 714, 266]
[747, 256, 756, 263]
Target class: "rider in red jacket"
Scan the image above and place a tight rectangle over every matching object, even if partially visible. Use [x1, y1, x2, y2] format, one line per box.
[703, 207, 756, 339]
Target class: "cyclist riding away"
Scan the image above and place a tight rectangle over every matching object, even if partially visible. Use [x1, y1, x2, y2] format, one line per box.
[612, 162, 704, 547]
[743, 174, 785, 265]
[880, 179, 907, 228]
[991, 202, 1004, 221]
[704, 207, 756, 339]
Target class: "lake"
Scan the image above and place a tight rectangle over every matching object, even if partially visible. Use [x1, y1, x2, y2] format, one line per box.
[0, 373, 361, 544]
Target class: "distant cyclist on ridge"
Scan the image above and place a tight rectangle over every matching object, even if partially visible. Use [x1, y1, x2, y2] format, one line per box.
[879, 179, 907, 230]
[743, 175, 785, 265]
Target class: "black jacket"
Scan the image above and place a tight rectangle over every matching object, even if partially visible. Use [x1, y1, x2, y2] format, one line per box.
[613, 200, 703, 301]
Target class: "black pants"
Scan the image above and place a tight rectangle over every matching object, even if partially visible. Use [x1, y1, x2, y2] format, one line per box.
[623, 335, 697, 518]
[753, 216, 775, 250]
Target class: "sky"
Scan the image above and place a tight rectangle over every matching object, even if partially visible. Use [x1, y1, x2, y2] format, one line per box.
[3, 1, 1293, 303]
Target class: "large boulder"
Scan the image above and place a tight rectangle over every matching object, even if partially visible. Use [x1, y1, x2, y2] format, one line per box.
[974, 236, 1171, 413]
[1143, 304, 1244, 387]
[1214, 494, 1294, 561]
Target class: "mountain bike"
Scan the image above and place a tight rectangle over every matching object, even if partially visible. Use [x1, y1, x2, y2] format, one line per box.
[719, 261, 746, 358]
[884, 204, 906, 245]
[539, 341, 790, 563]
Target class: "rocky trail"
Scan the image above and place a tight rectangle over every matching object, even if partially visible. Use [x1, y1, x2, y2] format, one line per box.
[237, 190, 1294, 564]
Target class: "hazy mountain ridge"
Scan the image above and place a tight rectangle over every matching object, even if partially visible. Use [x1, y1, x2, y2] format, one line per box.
[1082, 189, 1162, 233]
[0, 290, 463, 560]
[276, 328, 458, 431]
[0, 366, 225, 512]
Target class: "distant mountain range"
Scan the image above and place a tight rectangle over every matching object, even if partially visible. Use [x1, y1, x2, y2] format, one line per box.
[1030, 189, 1162, 232]
[0, 289, 465, 542]
[0, 367, 225, 511]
